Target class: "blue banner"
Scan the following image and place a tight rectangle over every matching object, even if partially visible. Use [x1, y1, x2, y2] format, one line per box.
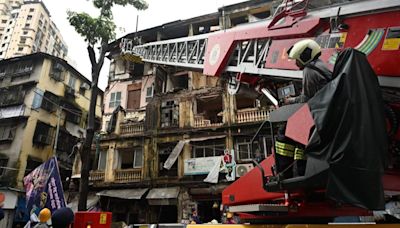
[23, 156, 66, 216]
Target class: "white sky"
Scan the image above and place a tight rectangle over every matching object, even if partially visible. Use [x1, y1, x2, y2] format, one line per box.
[41, 0, 247, 90]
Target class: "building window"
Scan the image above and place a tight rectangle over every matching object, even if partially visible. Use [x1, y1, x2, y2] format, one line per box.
[118, 148, 143, 169]
[109, 92, 121, 108]
[0, 157, 8, 176]
[0, 85, 25, 107]
[1, 44, 5, 48]
[0, 158, 8, 176]
[192, 139, 225, 158]
[161, 100, 179, 128]
[24, 23, 30, 28]
[97, 150, 107, 170]
[23, 31, 28, 35]
[3, 36, 7, 40]
[236, 138, 255, 160]
[40, 91, 58, 112]
[1, 20, 6, 24]
[20, 38, 26, 44]
[64, 103, 82, 124]
[0, 125, 16, 142]
[235, 137, 269, 161]
[33, 121, 55, 146]
[68, 75, 76, 89]
[18, 47, 23, 51]
[146, 84, 154, 101]
[50, 62, 65, 81]
[27, 15, 32, 20]
[6, 28, 10, 32]
[29, 8, 34, 12]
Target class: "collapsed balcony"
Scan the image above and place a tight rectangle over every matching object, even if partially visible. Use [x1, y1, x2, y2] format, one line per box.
[119, 109, 145, 135]
[235, 95, 270, 123]
[194, 94, 223, 128]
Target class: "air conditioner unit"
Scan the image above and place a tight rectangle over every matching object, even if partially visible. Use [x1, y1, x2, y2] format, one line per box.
[236, 163, 254, 177]
[80, 82, 90, 90]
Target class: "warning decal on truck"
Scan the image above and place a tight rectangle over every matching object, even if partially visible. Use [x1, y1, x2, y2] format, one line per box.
[382, 27, 400, 51]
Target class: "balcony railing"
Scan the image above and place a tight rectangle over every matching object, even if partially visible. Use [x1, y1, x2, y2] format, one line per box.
[114, 168, 142, 183]
[194, 115, 223, 128]
[89, 170, 105, 182]
[236, 108, 269, 123]
[120, 122, 144, 135]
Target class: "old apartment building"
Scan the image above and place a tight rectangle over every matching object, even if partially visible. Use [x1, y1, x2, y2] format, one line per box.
[0, 0, 68, 60]
[80, 0, 274, 224]
[0, 52, 102, 226]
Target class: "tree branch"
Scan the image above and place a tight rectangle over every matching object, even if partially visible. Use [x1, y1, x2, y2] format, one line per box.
[95, 42, 108, 76]
[87, 45, 96, 67]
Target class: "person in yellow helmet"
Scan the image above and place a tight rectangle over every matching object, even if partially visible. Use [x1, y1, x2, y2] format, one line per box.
[32, 208, 51, 227]
[285, 39, 332, 104]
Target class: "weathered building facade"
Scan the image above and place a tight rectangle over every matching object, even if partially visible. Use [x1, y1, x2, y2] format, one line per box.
[0, 52, 102, 227]
[87, 0, 274, 225]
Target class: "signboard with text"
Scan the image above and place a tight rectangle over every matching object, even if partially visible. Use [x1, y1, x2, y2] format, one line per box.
[23, 156, 66, 215]
[184, 156, 221, 175]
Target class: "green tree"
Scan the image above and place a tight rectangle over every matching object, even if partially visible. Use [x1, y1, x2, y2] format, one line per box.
[67, 0, 148, 211]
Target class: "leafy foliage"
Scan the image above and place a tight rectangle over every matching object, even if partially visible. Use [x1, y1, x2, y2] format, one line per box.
[68, 0, 148, 45]
[67, 11, 116, 45]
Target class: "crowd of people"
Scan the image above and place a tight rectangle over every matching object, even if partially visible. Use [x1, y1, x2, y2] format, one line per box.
[21, 207, 74, 228]
[189, 208, 240, 224]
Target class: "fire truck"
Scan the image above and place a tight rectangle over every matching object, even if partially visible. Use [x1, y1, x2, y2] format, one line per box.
[127, 0, 400, 224]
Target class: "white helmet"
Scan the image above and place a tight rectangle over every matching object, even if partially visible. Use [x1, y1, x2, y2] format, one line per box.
[287, 39, 321, 66]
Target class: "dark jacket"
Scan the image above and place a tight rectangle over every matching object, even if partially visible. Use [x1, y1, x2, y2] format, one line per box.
[290, 59, 332, 103]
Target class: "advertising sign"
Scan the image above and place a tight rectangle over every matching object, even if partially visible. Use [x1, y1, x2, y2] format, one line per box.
[184, 156, 221, 175]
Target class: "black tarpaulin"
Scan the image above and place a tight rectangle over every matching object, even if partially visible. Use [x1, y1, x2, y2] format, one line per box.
[305, 48, 387, 210]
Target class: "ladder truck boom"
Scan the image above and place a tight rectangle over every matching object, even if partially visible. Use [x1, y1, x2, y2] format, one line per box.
[129, 0, 400, 88]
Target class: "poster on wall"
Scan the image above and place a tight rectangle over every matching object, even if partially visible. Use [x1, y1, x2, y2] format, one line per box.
[23, 156, 66, 216]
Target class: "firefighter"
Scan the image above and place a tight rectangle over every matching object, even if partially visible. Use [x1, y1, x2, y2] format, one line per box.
[294, 146, 306, 176]
[284, 39, 332, 104]
[275, 125, 296, 179]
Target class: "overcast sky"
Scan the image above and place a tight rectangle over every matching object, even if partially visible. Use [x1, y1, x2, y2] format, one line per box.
[41, 0, 247, 90]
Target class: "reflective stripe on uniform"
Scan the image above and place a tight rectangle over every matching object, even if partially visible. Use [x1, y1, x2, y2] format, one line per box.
[275, 141, 295, 157]
[294, 148, 306, 160]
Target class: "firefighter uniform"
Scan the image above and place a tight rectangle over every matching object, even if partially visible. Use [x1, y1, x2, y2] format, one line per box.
[275, 135, 296, 179]
[294, 147, 307, 176]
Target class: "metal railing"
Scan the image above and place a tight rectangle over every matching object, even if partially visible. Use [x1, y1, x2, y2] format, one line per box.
[114, 168, 142, 183]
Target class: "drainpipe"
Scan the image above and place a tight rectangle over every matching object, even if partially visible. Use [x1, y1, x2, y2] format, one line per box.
[53, 107, 62, 156]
